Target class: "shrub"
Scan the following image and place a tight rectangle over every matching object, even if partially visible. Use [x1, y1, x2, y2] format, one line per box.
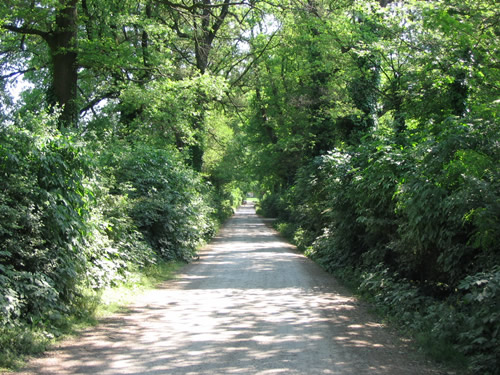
[0, 113, 91, 328]
[392, 118, 500, 287]
[257, 191, 289, 219]
[113, 144, 216, 261]
[457, 267, 500, 374]
[81, 189, 158, 289]
[306, 148, 367, 271]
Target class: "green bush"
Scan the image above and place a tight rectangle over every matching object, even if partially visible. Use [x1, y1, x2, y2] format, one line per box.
[272, 115, 499, 373]
[392, 118, 500, 287]
[0, 114, 91, 328]
[257, 191, 290, 219]
[1, 123, 230, 369]
[82, 189, 158, 289]
[306, 149, 368, 271]
[358, 265, 500, 373]
[113, 144, 216, 261]
[457, 267, 500, 374]
[210, 183, 244, 223]
[358, 267, 467, 366]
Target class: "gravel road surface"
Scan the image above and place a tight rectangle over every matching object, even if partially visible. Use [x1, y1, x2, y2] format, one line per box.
[15, 204, 443, 374]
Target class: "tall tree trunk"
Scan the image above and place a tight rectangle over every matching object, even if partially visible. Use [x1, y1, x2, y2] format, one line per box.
[46, 0, 79, 128]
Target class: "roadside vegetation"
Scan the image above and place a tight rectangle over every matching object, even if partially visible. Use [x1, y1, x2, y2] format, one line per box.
[250, 1, 499, 374]
[1, 0, 498, 374]
[0, 114, 243, 370]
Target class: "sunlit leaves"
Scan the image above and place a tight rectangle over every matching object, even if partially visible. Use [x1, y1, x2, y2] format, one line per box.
[248, 2, 499, 372]
[0, 112, 91, 329]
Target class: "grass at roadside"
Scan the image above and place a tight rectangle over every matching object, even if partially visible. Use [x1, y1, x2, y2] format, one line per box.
[88, 261, 183, 318]
[0, 260, 184, 372]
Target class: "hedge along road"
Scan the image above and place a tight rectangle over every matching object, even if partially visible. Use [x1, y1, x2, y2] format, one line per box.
[15, 204, 443, 375]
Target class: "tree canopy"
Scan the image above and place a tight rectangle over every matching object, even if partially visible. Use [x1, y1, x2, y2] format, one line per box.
[1, 0, 499, 372]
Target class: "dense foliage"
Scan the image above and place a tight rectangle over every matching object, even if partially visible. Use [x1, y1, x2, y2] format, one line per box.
[1, 0, 499, 373]
[247, 0, 499, 373]
[0, 0, 251, 367]
[0, 112, 242, 367]
[0, 114, 90, 328]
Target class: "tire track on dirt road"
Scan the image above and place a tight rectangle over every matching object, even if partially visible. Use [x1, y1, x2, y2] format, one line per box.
[14, 204, 443, 374]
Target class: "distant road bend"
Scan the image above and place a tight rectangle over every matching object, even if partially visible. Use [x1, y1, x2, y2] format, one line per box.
[17, 204, 442, 375]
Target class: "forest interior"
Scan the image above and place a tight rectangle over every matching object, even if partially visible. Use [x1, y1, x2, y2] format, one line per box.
[0, 0, 499, 374]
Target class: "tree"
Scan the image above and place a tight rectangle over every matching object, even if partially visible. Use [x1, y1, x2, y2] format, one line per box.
[2, 0, 79, 127]
[244, 0, 361, 191]
[157, 0, 259, 170]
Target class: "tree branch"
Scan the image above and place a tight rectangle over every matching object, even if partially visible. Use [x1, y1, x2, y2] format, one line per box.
[2, 24, 49, 40]
[230, 30, 279, 88]
[170, 43, 196, 67]
[79, 90, 120, 115]
[0, 68, 35, 81]
[161, 0, 249, 12]
[209, 0, 231, 41]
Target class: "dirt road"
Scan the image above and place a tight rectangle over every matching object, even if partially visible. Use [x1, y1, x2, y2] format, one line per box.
[16, 204, 442, 374]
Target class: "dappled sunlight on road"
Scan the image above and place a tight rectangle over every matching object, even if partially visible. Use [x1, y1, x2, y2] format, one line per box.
[18, 204, 439, 375]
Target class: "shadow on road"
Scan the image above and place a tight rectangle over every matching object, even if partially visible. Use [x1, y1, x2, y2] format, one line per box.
[17, 204, 440, 375]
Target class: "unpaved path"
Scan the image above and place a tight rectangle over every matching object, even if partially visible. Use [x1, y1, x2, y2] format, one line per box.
[15, 204, 443, 374]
